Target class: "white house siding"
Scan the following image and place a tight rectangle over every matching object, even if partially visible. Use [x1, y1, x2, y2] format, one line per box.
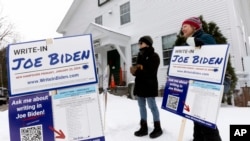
[57, 0, 249, 89]
[234, 0, 250, 52]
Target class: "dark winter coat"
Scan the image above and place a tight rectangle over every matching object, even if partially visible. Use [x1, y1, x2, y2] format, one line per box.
[192, 29, 225, 141]
[192, 29, 231, 93]
[133, 46, 160, 97]
[191, 29, 216, 45]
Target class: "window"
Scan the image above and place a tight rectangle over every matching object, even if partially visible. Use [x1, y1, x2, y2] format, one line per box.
[95, 16, 102, 25]
[162, 33, 177, 66]
[131, 43, 139, 66]
[120, 2, 130, 25]
[98, 0, 110, 6]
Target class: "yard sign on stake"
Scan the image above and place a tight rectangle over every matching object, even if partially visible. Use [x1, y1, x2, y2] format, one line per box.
[161, 44, 230, 140]
[7, 34, 105, 141]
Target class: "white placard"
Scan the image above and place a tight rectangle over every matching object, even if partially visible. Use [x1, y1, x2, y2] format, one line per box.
[8, 35, 97, 95]
[169, 45, 229, 84]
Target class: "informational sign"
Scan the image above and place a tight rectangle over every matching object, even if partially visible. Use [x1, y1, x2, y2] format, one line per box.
[168, 45, 229, 84]
[8, 35, 97, 95]
[51, 85, 104, 141]
[8, 35, 105, 141]
[9, 91, 54, 141]
[162, 45, 229, 128]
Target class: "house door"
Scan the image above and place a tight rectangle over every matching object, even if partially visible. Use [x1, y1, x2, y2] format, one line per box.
[107, 50, 120, 86]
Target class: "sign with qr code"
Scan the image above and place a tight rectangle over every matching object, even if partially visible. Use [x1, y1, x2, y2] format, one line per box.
[8, 35, 105, 141]
[162, 44, 229, 129]
[7, 34, 98, 96]
[9, 92, 55, 141]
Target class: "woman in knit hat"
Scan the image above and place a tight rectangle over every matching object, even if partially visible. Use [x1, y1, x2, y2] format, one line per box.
[182, 17, 222, 141]
[182, 17, 215, 46]
[130, 35, 162, 138]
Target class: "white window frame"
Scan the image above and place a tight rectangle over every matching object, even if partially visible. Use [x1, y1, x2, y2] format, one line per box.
[120, 2, 130, 25]
[162, 33, 177, 66]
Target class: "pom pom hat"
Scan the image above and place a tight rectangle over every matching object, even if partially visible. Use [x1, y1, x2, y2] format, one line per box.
[182, 17, 202, 30]
[139, 35, 153, 46]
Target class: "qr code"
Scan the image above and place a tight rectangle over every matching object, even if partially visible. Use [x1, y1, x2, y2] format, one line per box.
[20, 124, 43, 141]
[166, 95, 179, 110]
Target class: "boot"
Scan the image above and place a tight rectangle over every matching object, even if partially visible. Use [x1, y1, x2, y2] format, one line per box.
[149, 121, 163, 138]
[134, 119, 148, 136]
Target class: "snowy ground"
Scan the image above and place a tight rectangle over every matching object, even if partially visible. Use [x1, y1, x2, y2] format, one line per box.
[1, 93, 250, 141]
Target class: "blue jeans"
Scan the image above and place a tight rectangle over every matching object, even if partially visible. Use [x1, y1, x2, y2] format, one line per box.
[137, 96, 160, 122]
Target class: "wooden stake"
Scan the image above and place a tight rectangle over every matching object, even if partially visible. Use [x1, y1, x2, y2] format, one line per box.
[178, 118, 187, 141]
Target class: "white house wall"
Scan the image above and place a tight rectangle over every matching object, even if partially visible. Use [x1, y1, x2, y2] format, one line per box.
[233, 0, 250, 53]
[58, 0, 249, 89]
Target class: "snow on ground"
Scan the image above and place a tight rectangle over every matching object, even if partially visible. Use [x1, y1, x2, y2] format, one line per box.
[1, 93, 250, 141]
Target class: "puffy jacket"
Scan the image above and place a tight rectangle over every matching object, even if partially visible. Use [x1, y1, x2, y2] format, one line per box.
[192, 29, 231, 93]
[133, 46, 160, 97]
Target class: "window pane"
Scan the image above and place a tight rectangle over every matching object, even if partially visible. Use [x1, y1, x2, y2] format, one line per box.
[162, 33, 177, 66]
[131, 44, 139, 56]
[120, 2, 130, 25]
[162, 33, 177, 50]
[121, 14, 130, 25]
[95, 16, 102, 25]
[163, 58, 171, 66]
[131, 43, 139, 65]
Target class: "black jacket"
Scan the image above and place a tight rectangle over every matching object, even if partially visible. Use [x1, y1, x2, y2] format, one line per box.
[133, 46, 160, 97]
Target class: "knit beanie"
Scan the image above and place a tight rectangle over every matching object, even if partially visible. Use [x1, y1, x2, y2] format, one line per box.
[182, 17, 202, 30]
[139, 35, 153, 46]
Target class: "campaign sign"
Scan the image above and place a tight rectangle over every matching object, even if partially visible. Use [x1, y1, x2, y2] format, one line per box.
[162, 45, 229, 128]
[51, 85, 104, 141]
[9, 85, 105, 141]
[9, 92, 54, 141]
[7, 34, 97, 95]
[168, 45, 229, 84]
[8, 35, 105, 141]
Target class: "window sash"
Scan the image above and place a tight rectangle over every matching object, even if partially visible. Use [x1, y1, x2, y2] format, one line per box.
[131, 43, 139, 65]
[95, 16, 102, 25]
[162, 33, 177, 66]
[120, 2, 130, 25]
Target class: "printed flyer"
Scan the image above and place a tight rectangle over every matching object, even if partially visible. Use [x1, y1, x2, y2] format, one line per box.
[51, 85, 104, 141]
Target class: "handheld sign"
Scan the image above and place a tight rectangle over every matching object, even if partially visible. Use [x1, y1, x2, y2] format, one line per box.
[162, 44, 229, 129]
[8, 35, 105, 141]
[8, 35, 97, 95]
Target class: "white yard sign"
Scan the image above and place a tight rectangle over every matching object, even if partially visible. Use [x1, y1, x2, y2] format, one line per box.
[8, 35, 97, 95]
[162, 44, 229, 129]
[169, 45, 229, 84]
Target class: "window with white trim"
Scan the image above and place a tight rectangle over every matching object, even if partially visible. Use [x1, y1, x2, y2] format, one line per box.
[120, 2, 130, 25]
[162, 33, 177, 66]
[131, 43, 139, 66]
[95, 15, 103, 25]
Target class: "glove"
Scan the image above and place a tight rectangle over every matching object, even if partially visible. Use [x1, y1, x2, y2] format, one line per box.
[186, 37, 204, 48]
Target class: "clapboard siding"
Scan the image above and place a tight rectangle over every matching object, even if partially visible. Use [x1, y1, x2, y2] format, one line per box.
[58, 0, 249, 89]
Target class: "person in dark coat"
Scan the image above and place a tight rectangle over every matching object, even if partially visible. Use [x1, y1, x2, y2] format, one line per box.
[130, 35, 162, 138]
[182, 17, 222, 141]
